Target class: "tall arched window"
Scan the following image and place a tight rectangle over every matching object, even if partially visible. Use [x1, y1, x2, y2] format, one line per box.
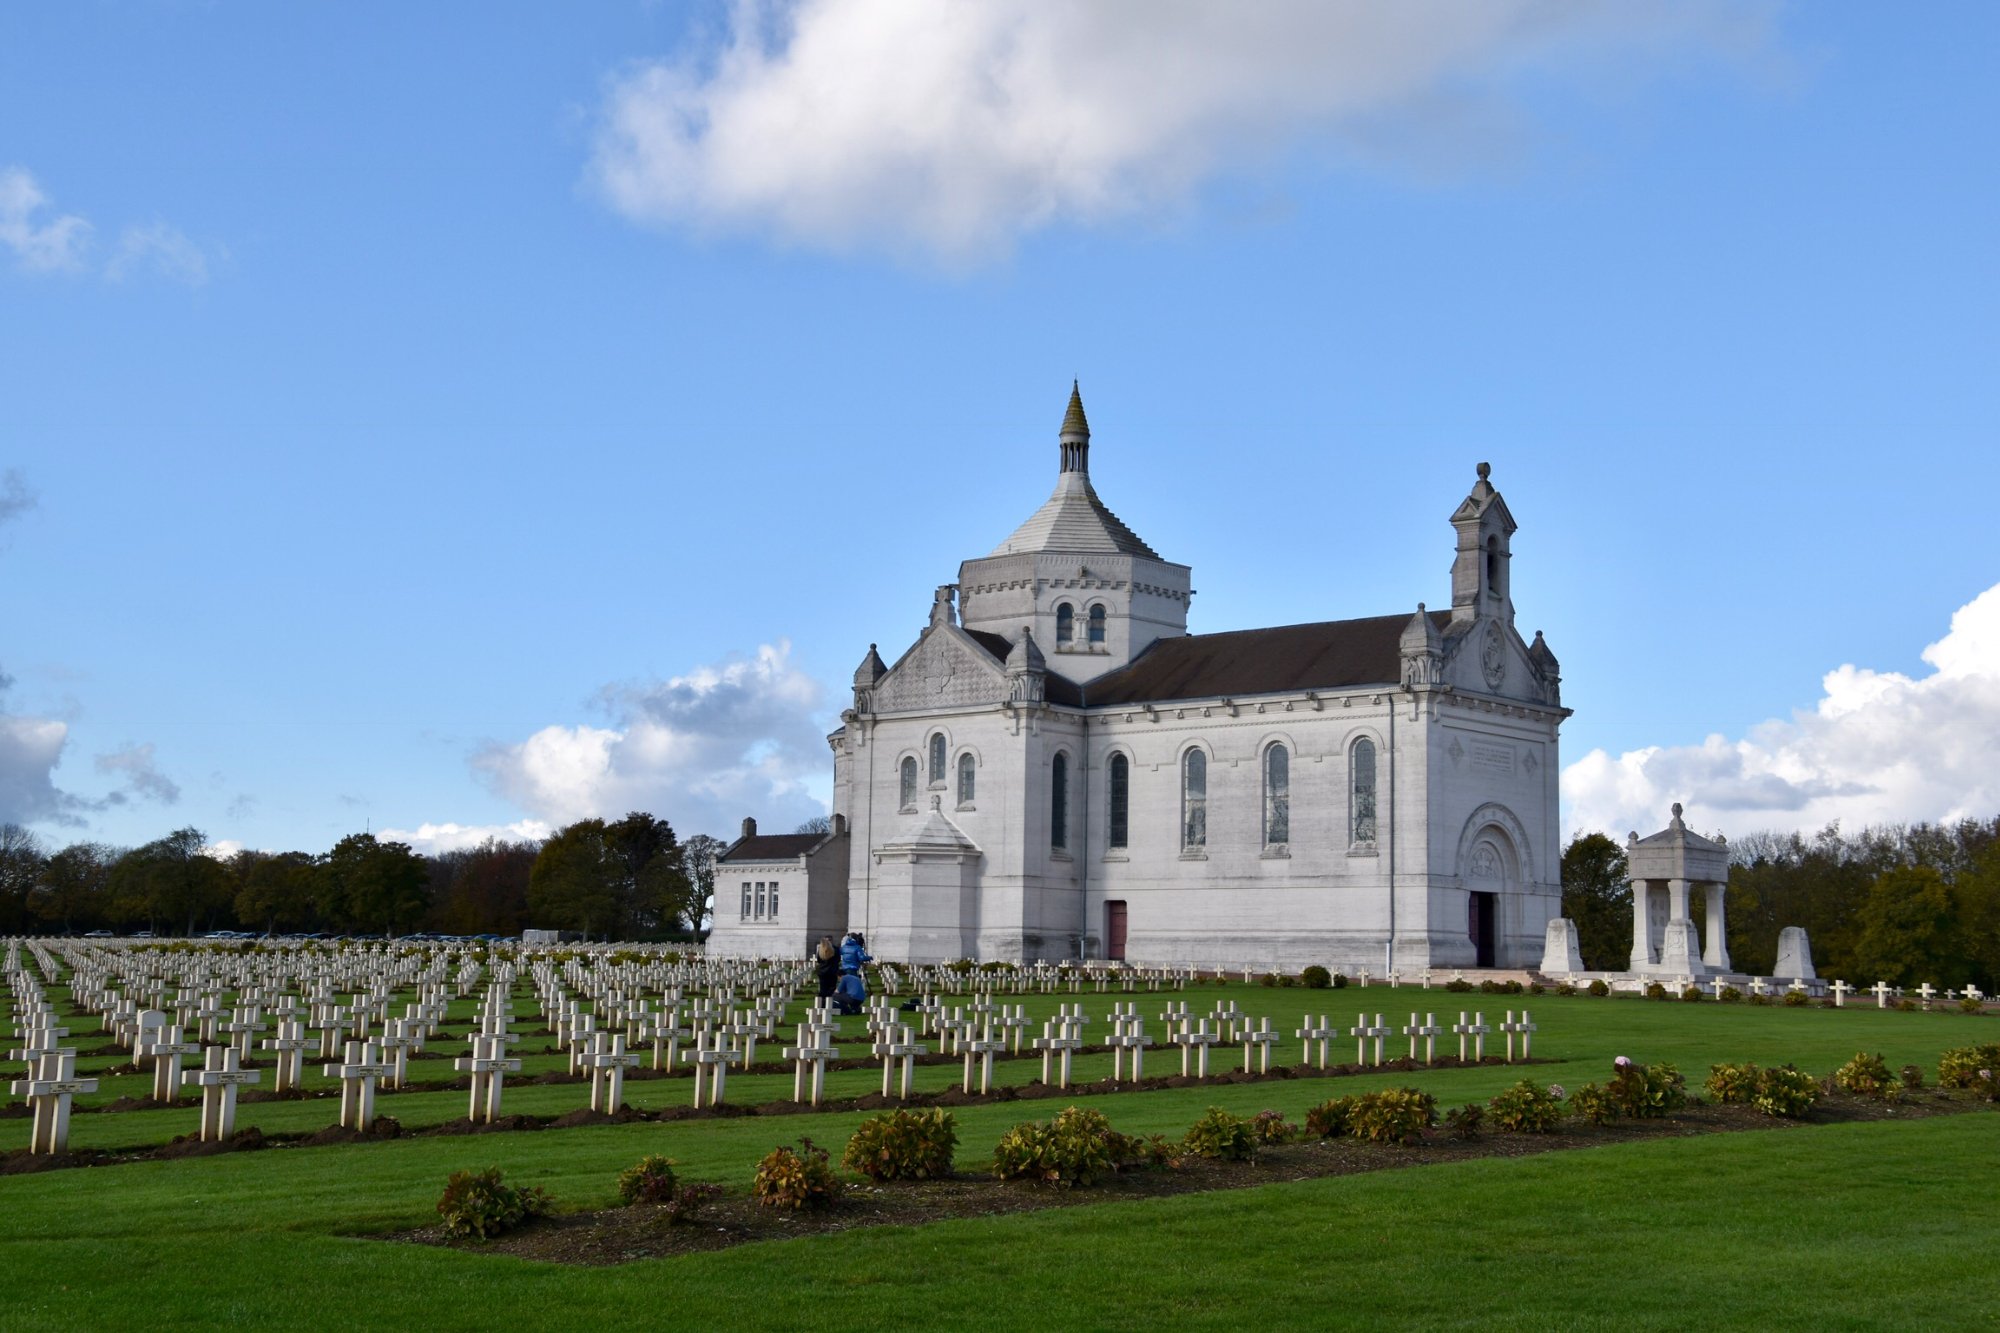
[1485, 535, 1502, 598]
[1181, 749, 1207, 849]
[1088, 604, 1107, 645]
[929, 733, 947, 786]
[1108, 754, 1129, 849]
[1051, 753, 1069, 849]
[957, 752, 976, 806]
[899, 756, 918, 810]
[1055, 603, 1074, 645]
[1263, 743, 1290, 847]
[1351, 738, 1378, 844]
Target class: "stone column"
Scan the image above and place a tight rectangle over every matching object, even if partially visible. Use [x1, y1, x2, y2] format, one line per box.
[1702, 881, 1732, 971]
[1628, 879, 1654, 972]
[1667, 877, 1691, 922]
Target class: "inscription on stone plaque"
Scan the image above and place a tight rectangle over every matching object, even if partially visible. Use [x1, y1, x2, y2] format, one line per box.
[1469, 742, 1514, 776]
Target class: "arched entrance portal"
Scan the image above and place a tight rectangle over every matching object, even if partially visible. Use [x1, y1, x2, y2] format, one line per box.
[1460, 823, 1523, 968]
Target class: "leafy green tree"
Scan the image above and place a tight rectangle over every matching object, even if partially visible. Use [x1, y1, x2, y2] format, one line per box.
[603, 810, 691, 937]
[231, 850, 318, 935]
[0, 823, 47, 933]
[1852, 864, 1960, 985]
[528, 819, 618, 939]
[38, 842, 115, 933]
[319, 833, 430, 936]
[109, 828, 232, 936]
[680, 833, 726, 934]
[427, 838, 538, 936]
[1560, 832, 1630, 971]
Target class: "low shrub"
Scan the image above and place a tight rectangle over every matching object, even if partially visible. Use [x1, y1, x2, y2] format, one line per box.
[1609, 1060, 1687, 1118]
[1719, 985, 1743, 1003]
[1488, 1079, 1565, 1133]
[1443, 1103, 1484, 1139]
[1706, 1061, 1761, 1104]
[1748, 992, 1773, 1006]
[1555, 982, 1577, 997]
[617, 1154, 680, 1206]
[1528, 982, 1545, 996]
[992, 1106, 1141, 1187]
[1960, 996, 1984, 1014]
[1567, 1082, 1618, 1126]
[1937, 1043, 2000, 1089]
[1644, 982, 1669, 1001]
[1304, 1095, 1359, 1139]
[1258, 972, 1277, 988]
[1300, 965, 1332, 990]
[842, 1107, 958, 1181]
[1750, 1065, 1820, 1118]
[1506, 979, 1526, 994]
[1479, 979, 1504, 994]
[1348, 1087, 1437, 1145]
[753, 1137, 843, 1210]
[1680, 986, 1704, 1003]
[1587, 979, 1611, 997]
[1332, 973, 1349, 989]
[1896, 998, 1919, 1012]
[436, 1167, 552, 1241]
[1833, 1052, 1895, 1099]
[1783, 990, 1810, 1008]
[1444, 979, 1474, 994]
[1248, 1109, 1299, 1145]
[1900, 1064, 1926, 1090]
[1183, 1107, 1260, 1161]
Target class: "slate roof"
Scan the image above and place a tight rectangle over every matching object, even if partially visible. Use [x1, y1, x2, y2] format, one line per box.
[987, 472, 1161, 559]
[719, 833, 828, 863]
[1074, 611, 1453, 707]
[961, 630, 1082, 705]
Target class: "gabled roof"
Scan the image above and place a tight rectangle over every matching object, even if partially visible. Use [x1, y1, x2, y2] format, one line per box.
[987, 471, 1160, 559]
[1076, 611, 1452, 707]
[719, 833, 829, 863]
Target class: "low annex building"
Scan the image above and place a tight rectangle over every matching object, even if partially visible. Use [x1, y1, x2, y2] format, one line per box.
[706, 386, 1569, 971]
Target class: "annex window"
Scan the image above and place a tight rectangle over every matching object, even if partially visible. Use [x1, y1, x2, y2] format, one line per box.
[1088, 604, 1106, 646]
[929, 732, 948, 786]
[1108, 753, 1130, 850]
[1182, 749, 1207, 850]
[957, 752, 976, 806]
[1055, 603, 1074, 646]
[1264, 743, 1290, 847]
[755, 882, 767, 918]
[900, 756, 918, 809]
[769, 880, 780, 917]
[1351, 738, 1378, 844]
[1051, 752, 1070, 850]
[740, 882, 752, 920]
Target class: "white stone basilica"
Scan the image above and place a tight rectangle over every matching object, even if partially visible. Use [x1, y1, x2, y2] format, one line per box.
[709, 386, 1569, 972]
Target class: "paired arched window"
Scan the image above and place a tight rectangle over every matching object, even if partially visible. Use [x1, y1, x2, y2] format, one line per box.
[1263, 743, 1290, 847]
[929, 733, 947, 786]
[1055, 603, 1074, 645]
[1051, 753, 1070, 849]
[1181, 749, 1207, 849]
[1351, 738, 1378, 844]
[1107, 753, 1129, 849]
[1088, 604, 1106, 645]
[957, 752, 976, 806]
[899, 756, 918, 810]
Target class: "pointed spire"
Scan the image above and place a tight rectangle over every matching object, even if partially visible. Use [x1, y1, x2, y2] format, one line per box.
[1006, 625, 1046, 674]
[1059, 381, 1090, 474]
[852, 643, 887, 689]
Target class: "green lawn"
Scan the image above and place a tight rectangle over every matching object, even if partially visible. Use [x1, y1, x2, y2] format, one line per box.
[3, 982, 1994, 1329]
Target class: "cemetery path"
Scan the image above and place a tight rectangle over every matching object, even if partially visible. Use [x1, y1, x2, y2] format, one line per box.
[381, 1091, 1994, 1266]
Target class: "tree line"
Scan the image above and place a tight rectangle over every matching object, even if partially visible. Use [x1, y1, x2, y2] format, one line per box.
[0, 813, 729, 941]
[1561, 815, 2000, 989]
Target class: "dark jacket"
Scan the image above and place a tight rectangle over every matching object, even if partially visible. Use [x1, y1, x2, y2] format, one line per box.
[814, 951, 839, 997]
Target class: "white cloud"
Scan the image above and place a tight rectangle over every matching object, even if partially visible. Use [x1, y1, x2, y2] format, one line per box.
[94, 742, 182, 805]
[376, 820, 554, 856]
[0, 167, 91, 272]
[592, 0, 1774, 261]
[0, 710, 76, 826]
[107, 223, 211, 287]
[1565, 581, 2000, 841]
[452, 641, 829, 842]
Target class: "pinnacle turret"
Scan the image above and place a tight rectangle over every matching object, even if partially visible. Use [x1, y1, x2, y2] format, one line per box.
[1059, 381, 1090, 474]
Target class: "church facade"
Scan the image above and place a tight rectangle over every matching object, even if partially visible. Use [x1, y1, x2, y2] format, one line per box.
[709, 387, 1568, 972]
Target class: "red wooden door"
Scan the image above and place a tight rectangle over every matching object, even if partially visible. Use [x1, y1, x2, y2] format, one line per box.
[1105, 901, 1128, 961]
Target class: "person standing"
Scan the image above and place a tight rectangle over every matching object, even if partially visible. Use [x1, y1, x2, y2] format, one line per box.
[813, 936, 839, 1001]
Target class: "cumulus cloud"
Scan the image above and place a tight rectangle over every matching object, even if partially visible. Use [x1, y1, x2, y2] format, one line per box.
[1565, 581, 2000, 841]
[464, 641, 829, 840]
[376, 820, 555, 856]
[107, 223, 211, 287]
[0, 167, 91, 271]
[592, 0, 1774, 260]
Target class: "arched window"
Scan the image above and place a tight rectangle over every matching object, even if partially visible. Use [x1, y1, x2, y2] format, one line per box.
[1181, 749, 1207, 849]
[1051, 753, 1069, 850]
[1485, 535, 1502, 598]
[1351, 738, 1377, 844]
[1108, 753, 1130, 849]
[1263, 743, 1290, 847]
[1055, 603, 1074, 645]
[1088, 604, 1107, 645]
[899, 756, 918, 809]
[957, 752, 976, 806]
[929, 733, 947, 786]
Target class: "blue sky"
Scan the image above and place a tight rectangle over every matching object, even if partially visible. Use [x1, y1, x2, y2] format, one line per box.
[2, 1, 1996, 855]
